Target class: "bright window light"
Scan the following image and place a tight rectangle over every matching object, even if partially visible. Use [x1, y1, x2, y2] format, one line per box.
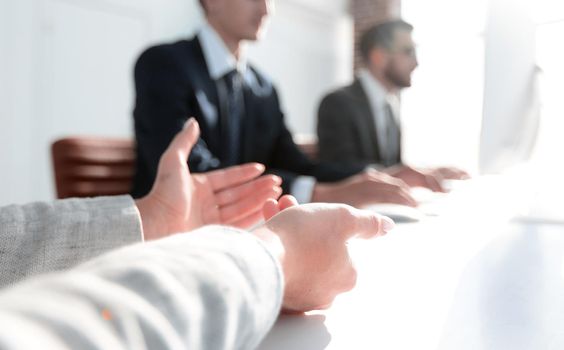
[531, 0, 564, 24]
[400, 0, 488, 173]
[530, 15, 564, 173]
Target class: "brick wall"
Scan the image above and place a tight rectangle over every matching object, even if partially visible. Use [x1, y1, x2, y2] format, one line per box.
[351, 0, 402, 71]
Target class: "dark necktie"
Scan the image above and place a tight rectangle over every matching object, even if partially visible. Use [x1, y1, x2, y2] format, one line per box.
[383, 101, 401, 166]
[220, 70, 244, 166]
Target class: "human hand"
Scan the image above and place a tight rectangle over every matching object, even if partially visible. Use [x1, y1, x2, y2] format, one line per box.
[384, 165, 446, 192]
[430, 166, 470, 180]
[262, 195, 299, 220]
[253, 201, 395, 312]
[311, 170, 417, 207]
[136, 118, 282, 240]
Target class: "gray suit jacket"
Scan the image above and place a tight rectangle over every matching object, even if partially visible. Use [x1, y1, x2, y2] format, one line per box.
[317, 79, 402, 167]
[0, 196, 142, 287]
[0, 225, 283, 349]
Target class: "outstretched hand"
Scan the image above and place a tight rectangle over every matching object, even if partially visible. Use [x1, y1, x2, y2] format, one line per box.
[384, 165, 446, 192]
[136, 118, 282, 240]
[254, 196, 395, 313]
[262, 195, 299, 220]
[312, 169, 417, 207]
[384, 165, 470, 193]
[430, 166, 470, 180]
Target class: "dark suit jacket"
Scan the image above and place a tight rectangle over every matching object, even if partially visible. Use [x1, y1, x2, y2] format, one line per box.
[317, 79, 402, 167]
[131, 37, 363, 198]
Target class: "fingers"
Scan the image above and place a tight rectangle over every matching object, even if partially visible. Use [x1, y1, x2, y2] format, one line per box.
[231, 208, 265, 229]
[262, 195, 298, 221]
[369, 185, 417, 207]
[438, 167, 470, 180]
[386, 166, 446, 194]
[342, 206, 396, 240]
[424, 174, 446, 193]
[354, 211, 395, 239]
[367, 170, 411, 192]
[363, 172, 416, 205]
[381, 166, 449, 193]
[215, 175, 282, 206]
[166, 118, 200, 160]
[262, 199, 280, 221]
[452, 171, 470, 180]
[222, 187, 282, 224]
[384, 189, 418, 207]
[458, 170, 471, 179]
[278, 195, 298, 211]
[206, 163, 266, 191]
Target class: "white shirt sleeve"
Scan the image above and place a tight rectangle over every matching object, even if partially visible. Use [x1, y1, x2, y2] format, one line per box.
[0, 226, 284, 350]
[290, 176, 317, 204]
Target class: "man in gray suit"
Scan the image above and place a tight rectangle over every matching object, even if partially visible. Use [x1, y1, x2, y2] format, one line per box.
[0, 118, 283, 288]
[0, 119, 394, 349]
[317, 20, 468, 192]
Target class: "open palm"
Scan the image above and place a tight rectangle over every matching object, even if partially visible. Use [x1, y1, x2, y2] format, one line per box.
[136, 119, 282, 240]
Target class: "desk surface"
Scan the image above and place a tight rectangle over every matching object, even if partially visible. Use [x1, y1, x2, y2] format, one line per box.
[259, 176, 564, 350]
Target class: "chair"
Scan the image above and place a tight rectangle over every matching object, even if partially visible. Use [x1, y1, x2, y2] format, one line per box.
[51, 137, 136, 199]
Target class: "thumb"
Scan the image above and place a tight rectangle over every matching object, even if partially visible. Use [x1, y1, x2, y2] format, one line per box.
[263, 199, 280, 221]
[168, 117, 200, 159]
[346, 208, 396, 240]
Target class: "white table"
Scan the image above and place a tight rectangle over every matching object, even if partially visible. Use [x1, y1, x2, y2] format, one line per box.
[259, 175, 564, 350]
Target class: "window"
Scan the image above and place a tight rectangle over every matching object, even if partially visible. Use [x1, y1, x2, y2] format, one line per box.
[530, 2, 564, 173]
[400, 0, 488, 173]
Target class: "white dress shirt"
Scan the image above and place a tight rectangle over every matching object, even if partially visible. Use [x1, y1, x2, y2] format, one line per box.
[198, 23, 255, 84]
[197, 23, 316, 203]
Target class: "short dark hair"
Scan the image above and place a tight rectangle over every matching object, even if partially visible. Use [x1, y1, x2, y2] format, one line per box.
[359, 20, 413, 62]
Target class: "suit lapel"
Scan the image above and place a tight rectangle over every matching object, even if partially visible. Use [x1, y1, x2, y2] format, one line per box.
[186, 38, 223, 154]
[350, 79, 381, 162]
[239, 66, 275, 163]
[189, 38, 220, 116]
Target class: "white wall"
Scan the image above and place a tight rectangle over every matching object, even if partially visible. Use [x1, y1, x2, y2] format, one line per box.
[248, 0, 353, 135]
[0, 0, 352, 205]
[0, 0, 202, 206]
[533, 21, 564, 171]
[1, 1, 36, 207]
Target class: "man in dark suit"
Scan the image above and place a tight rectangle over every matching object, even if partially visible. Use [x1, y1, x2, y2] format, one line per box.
[317, 20, 468, 192]
[132, 0, 416, 207]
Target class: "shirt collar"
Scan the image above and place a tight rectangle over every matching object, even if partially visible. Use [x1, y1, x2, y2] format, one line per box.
[358, 68, 390, 109]
[197, 22, 248, 80]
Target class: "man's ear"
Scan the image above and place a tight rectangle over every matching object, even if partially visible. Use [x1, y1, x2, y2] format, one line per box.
[368, 48, 388, 69]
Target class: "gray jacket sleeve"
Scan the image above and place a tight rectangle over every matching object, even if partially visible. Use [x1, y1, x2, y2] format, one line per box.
[0, 226, 284, 350]
[0, 195, 143, 287]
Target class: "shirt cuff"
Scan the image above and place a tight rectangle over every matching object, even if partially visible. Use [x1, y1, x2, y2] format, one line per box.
[290, 176, 317, 204]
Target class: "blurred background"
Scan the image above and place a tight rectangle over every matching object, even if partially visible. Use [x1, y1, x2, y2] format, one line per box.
[0, 0, 563, 206]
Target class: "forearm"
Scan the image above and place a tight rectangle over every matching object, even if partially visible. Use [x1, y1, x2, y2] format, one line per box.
[0, 196, 142, 287]
[0, 226, 284, 350]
